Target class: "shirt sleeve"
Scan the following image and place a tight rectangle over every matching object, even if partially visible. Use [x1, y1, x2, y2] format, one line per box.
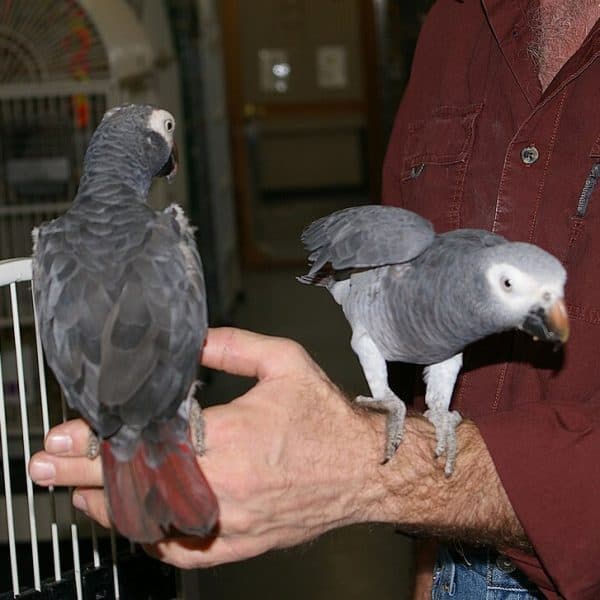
[475, 402, 600, 600]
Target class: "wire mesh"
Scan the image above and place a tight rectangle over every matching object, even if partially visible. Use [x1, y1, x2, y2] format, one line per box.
[0, 93, 107, 333]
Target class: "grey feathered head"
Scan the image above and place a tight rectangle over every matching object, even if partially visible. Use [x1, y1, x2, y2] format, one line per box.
[478, 241, 568, 344]
[81, 104, 178, 194]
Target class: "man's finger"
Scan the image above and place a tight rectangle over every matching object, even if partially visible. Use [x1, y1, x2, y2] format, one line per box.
[43, 419, 93, 457]
[72, 488, 112, 529]
[146, 533, 273, 570]
[29, 452, 103, 487]
[201, 327, 312, 380]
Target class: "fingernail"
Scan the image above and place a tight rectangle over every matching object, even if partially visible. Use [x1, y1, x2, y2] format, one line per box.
[46, 434, 72, 454]
[29, 460, 56, 483]
[72, 492, 88, 514]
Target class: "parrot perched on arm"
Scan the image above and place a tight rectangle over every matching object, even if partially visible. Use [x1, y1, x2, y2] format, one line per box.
[32, 104, 218, 542]
[299, 205, 569, 475]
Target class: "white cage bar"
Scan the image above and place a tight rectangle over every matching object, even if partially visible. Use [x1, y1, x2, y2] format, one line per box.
[0, 258, 108, 598]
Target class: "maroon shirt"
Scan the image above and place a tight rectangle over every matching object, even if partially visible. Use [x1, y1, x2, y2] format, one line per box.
[381, 1, 600, 598]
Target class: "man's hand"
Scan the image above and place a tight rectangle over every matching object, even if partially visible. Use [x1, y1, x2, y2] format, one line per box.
[29, 327, 387, 568]
[29, 327, 529, 569]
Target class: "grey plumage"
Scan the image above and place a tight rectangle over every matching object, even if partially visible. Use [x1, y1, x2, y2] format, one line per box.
[300, 205, 569, 474]
[32, 104, 217, 541]
[301, 206, 435, 280]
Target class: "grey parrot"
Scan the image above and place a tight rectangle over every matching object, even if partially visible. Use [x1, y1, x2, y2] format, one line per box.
[299, 205, 569, 475]
[32, 104, 218, 541]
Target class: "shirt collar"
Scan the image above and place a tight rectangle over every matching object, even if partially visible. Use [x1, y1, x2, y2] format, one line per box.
[482, 0, 600, 107]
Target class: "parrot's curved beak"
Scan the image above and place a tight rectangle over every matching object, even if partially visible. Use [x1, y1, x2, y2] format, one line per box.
[156, 142, 179, 182]
[520, 297, 569, 346]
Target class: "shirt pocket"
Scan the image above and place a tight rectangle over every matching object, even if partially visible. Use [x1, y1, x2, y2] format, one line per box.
[399, 104, 482, 230]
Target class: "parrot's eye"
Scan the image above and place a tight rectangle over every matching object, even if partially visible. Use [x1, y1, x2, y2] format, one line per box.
[165, 119, 175, 133]
[502, 278, 512, 291]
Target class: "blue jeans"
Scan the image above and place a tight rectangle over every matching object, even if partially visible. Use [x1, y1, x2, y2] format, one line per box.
[431, 545, 542, 599]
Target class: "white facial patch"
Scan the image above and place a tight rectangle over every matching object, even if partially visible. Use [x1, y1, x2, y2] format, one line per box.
[486, 262, 536, 303]
[485, 262, 562, 316]
[148, 109, 176, 147]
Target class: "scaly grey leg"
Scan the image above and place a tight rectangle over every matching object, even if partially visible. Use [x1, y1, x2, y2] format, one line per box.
[423, 354, 463, 476]
[351, 329, 406, 462]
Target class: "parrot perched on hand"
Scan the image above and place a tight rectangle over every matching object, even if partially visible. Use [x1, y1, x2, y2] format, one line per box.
[32, 104, 218, 542]
[299, 205, 569, 475]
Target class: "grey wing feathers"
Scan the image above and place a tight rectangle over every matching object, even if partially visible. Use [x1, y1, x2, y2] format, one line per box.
[300, 205, 435, 283]
[33, 219, 106, 429]
[33, 207, 207, 439]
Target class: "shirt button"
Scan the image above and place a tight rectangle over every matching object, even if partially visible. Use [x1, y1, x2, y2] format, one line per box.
[520, 145, 539, 165]
[496, 554, 516, 573]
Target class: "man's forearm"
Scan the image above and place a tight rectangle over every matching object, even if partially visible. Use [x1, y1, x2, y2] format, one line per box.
[30, 329, 534, 568]
[360, 414, 531, 552]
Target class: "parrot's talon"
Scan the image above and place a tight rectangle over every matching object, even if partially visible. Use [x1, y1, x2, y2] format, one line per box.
[424, 409, 462, 476]
[188, 386, 206, 455]
[187, 380, 202, 401]
[444, 457, 456, 478]
[354, 393, 406, 463]
[87, 431, 100, 459]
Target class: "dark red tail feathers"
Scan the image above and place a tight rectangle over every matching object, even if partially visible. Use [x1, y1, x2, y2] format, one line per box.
[100, 427, 218, 543]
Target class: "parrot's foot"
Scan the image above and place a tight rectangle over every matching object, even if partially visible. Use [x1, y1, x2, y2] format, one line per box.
[187, 379, 202, 401]
[86, 431, 100, 459]
[187, 382, 206, 455]
[424, 408, 462, 476]
[354, 393, 407, 463]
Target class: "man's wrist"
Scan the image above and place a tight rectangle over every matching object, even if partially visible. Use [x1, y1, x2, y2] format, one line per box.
[357, 414, 444, 526]
[353, 413, 531, 551]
